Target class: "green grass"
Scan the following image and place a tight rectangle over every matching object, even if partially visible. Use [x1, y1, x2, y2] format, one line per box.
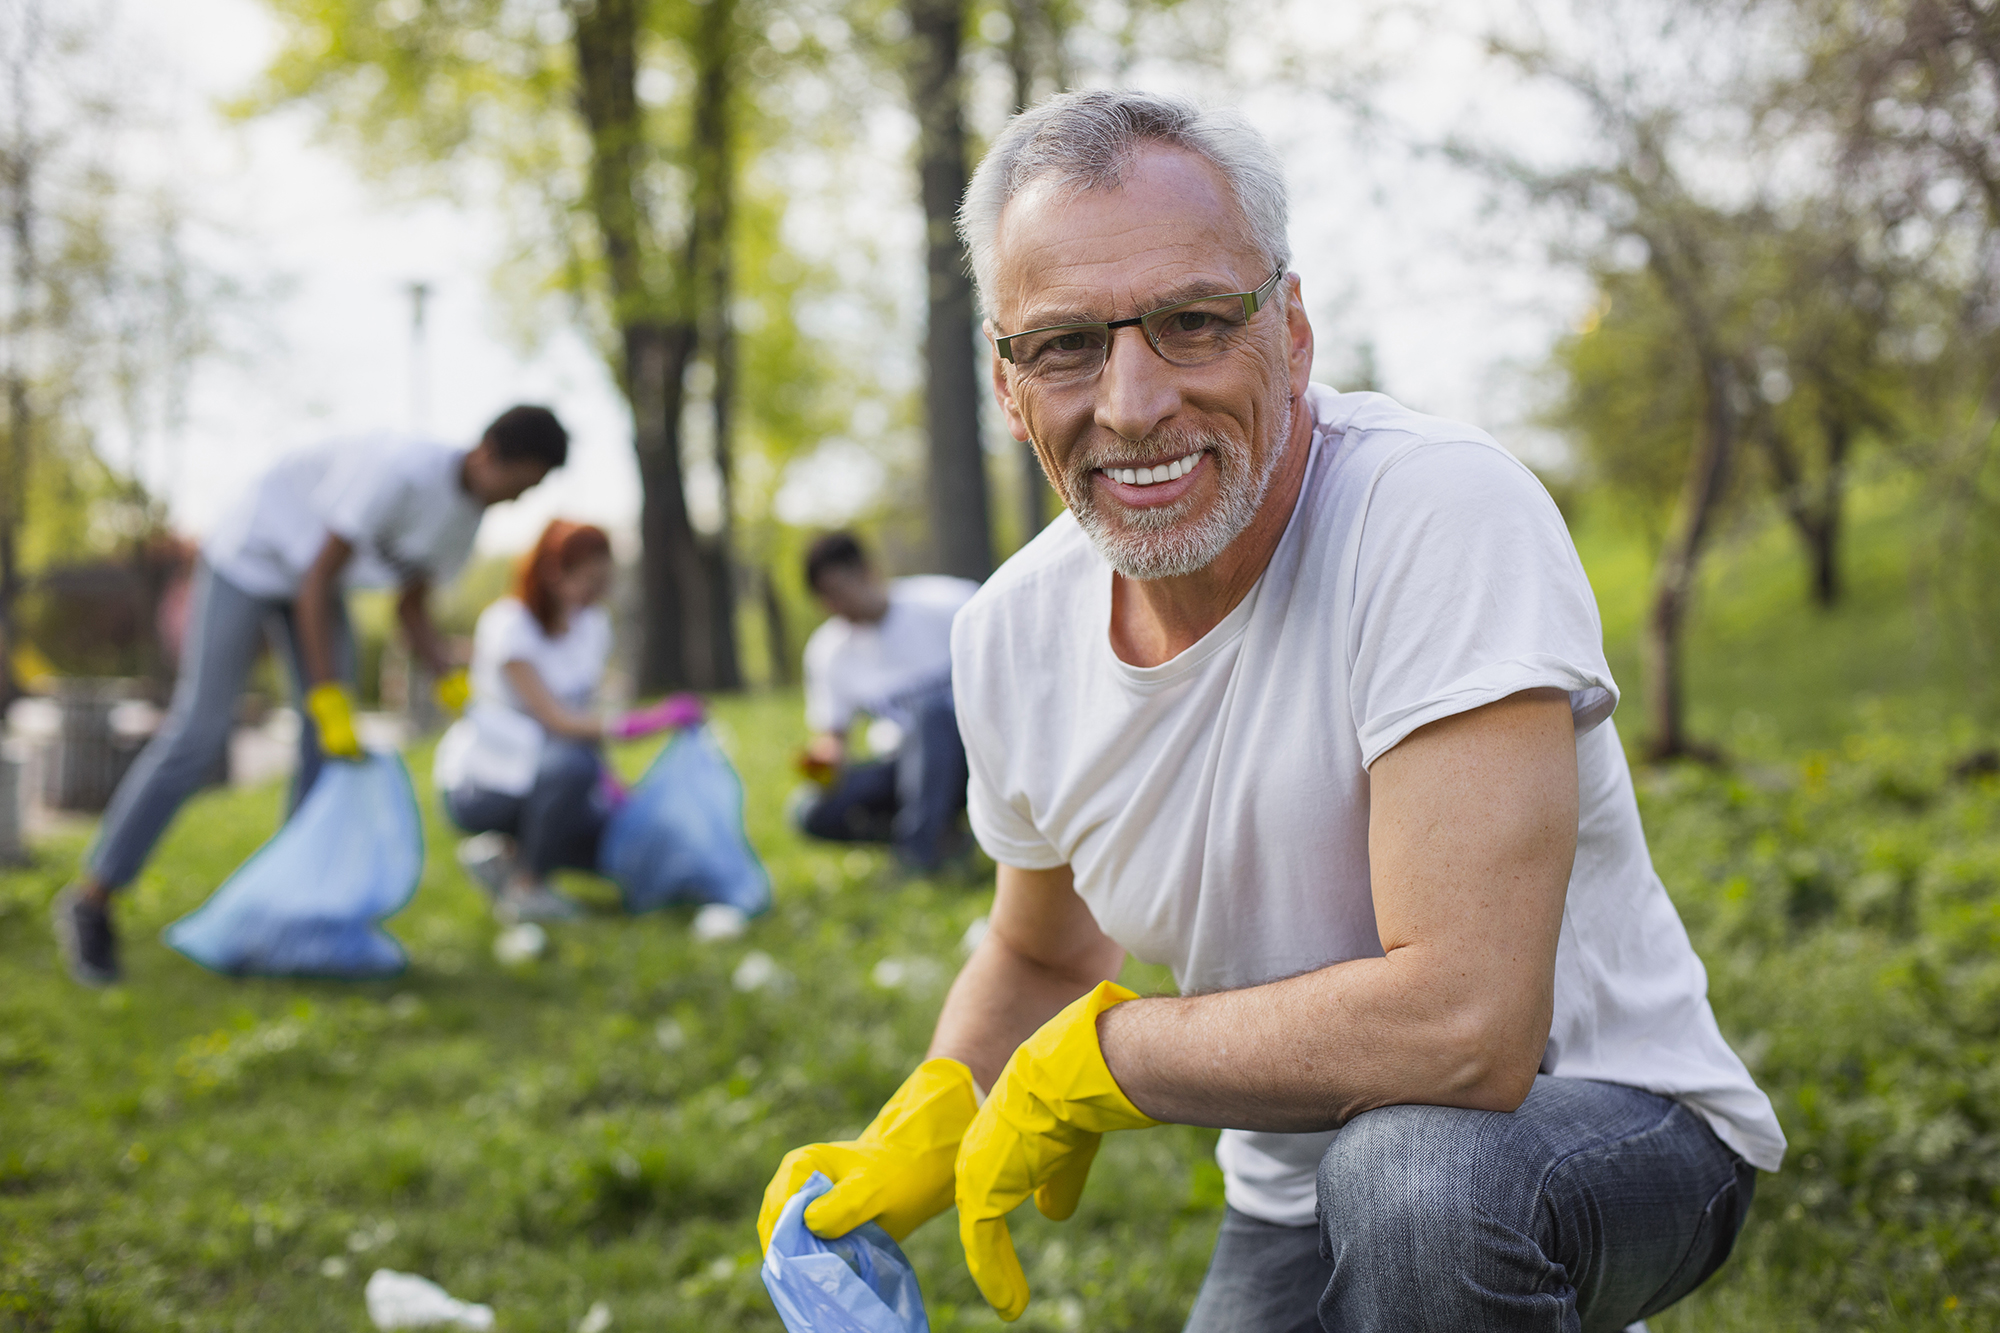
[6, 485, 1999, 1331]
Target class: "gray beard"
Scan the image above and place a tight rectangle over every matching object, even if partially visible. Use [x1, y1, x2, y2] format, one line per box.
[1061, 395, 1293, 581]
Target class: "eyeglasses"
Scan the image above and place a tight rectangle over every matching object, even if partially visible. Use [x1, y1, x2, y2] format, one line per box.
[995, 267, 1286, 385]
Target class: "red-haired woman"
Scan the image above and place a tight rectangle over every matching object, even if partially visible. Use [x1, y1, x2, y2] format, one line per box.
[434, 519, 692, 922]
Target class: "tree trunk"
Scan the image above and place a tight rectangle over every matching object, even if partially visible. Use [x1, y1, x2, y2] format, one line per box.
[1755, 411, 1847, 608]
[627, 321, 714, 692]
[1645, 352, 1739, 761]
[571, 0, 730, 692]
[691, 0, 741, 690]
[905, 0, 992, 580]
[759, 564, 791, 685]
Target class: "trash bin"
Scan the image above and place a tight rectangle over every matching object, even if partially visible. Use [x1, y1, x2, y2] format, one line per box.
[51, 678, 144, 812]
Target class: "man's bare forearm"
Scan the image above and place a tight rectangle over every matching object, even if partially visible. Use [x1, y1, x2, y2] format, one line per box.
[1102, 691, 1579, 1134]
[397, 581, 451, 676]
[1097, 945, 1552, 1132]
[926, 932, 1119, 1091]
[295, 536, 354, 687]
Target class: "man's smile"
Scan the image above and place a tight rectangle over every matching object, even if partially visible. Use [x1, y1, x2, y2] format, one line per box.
[1095, 447, 1206, 505]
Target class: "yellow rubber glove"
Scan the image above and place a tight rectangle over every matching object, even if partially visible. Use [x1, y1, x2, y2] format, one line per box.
[955, 981, 1161, 1321]
[434, 667, 471, 715]
[758, 1057, 980, 1254]
[304, 683, 363, 760]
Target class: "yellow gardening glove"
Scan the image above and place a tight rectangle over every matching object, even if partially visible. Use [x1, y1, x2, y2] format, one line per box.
[434, 667, 471, 715]
[758, 1057, 980, 1254]
[955, 981, 1161, 1321]
[304, 682, 363, 760]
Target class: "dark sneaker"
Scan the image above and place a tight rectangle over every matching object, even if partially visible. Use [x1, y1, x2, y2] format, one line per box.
[496, 882, 583, 924]
[52, 886, 120, 986]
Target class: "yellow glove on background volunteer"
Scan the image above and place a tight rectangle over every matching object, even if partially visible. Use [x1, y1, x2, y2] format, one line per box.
[434, 667, 471, 715]
[304, 683, 363, 760]
[955, 980, 1161, 1321]
[757, 1057, 980, 1253]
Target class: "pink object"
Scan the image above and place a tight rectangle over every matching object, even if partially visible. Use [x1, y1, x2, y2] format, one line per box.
[608, 692, 705, 741]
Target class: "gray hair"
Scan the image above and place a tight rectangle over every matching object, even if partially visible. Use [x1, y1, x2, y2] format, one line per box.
[957, 89, 1292, 316]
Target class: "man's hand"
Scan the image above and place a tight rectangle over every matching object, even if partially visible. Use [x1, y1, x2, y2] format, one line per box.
[955, 981, 1159, 1321]
[304, 683, 363, 760]
[757, 1058, 980, 1254]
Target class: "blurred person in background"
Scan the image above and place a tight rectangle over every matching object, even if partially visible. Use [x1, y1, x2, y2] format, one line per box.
[437, 519, 699, 924]
[53, 405, 569, 986]
[790, 531, 977, 874]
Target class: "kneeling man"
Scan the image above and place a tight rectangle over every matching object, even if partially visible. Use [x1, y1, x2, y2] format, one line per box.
[762, 90, 1783, 1333]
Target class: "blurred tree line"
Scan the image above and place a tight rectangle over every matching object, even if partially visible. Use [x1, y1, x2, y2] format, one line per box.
[0, 0, 242, 701]
[245, 0, 1213, 696]
[1450, 0, 1997, 757]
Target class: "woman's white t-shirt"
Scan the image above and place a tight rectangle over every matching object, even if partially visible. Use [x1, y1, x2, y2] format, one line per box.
[433, 598, 612, 796]
[951, 384, 1785, 1227]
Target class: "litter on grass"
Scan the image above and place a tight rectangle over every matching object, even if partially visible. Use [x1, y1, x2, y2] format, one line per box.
[494, 921, 548, 963]
[692, 902, 750, 941]
[576, 1300, 613, 1333]
[364, 1269, 494, 1330]
[763, 1172, 929, 1333]
[163, 751, 421, 977]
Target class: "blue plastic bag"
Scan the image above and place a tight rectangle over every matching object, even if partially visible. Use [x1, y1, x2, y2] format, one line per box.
[163, 751, 422, 977]
[596, 726, 771, 916]
[762, 1173, 930, 1333]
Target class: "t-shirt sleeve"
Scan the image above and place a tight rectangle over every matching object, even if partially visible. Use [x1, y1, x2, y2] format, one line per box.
[1348, 439, 1617, 768]
[953, 607, 1066, 870]
[801, 625, 848, 733]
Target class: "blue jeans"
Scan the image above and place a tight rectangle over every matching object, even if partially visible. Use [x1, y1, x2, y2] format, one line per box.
[798, 690, 968, 872]
[444, 739, 609, 877]
[89, 559, 354, 891]
[1183, 1076, 1755, 1333]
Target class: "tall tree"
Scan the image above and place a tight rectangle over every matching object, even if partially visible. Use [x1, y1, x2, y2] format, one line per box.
[1002, 0, 1069, 545]
[255, 0, 743, 692]
[904, 0, 992, 579]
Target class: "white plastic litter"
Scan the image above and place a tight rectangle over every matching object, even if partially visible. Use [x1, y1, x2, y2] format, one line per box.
[365, 1269, 495, 1330]
[960, 916, 990, 954]
[494, 922, 547, 964]
[577, 1301, 613, 1333]
[732, 950, 779, 992]
[692, 902, 749, 942]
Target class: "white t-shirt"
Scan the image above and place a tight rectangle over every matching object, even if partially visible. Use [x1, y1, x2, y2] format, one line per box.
[952, 385, 1786, 1227]
[204, 434, 484, 599]
[803, 575, 980, 734]
[433, 597, 613, 796]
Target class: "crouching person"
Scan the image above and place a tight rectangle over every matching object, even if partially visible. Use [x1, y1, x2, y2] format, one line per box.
[759, 91, 1784, 1333]
[791, 531, 977, 874]
[436, 520, 694, 923]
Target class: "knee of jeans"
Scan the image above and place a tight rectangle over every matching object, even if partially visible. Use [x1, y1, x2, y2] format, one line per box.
[1318, 1105, 1483, 1254]
[538, 742, 600, 784]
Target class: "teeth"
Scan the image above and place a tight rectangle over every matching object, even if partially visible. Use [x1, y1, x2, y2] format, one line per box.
[1105, 450, 1202, 488]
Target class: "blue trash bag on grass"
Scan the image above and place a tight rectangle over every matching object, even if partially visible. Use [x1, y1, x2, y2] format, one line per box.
[163, 750, 422, 977]
[597, 725, 771, 916]
[762, 1172, 929, 1333]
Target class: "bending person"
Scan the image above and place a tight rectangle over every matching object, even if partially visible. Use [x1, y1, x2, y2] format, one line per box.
[792, 531, 977, 872]
[761, 92, 1784, 1333]
[55, 405, 568, 986]
[435, 519, 696, 923]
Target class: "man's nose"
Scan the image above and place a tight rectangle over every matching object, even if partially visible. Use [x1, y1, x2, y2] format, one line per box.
[1093, 325, 1181, 444]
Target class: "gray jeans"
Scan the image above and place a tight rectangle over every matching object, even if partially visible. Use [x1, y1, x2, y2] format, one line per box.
[88, 559, 354, 891]
[1183, 1076, 1754, 1333]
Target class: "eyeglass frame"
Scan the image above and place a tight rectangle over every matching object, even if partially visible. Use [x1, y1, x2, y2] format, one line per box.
[993, 266, 1288, 371]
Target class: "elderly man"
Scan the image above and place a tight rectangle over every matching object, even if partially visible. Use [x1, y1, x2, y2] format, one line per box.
[761, 91, 1783, 1332]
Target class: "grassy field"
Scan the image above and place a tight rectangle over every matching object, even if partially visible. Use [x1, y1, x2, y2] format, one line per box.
[5, 489, 1998, 1331]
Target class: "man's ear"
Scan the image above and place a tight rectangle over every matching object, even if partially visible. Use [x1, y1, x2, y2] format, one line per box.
[986, 325, 1031, 443]
[1283, 274, 1314, 401]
